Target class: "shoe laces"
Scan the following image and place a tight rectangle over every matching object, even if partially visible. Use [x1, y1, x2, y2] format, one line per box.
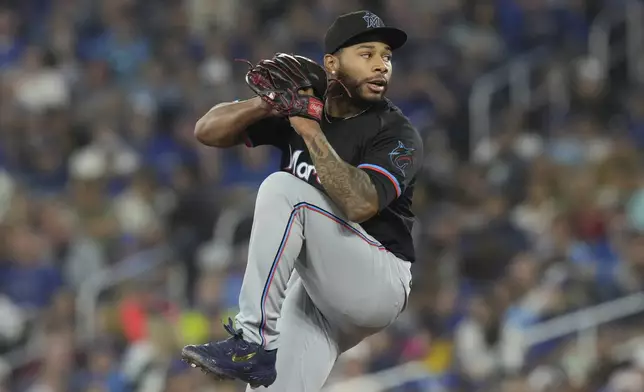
[223, 317, 244, 340]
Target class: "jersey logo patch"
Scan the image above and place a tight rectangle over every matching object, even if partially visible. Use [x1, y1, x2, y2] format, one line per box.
[388, 141, 415, 177]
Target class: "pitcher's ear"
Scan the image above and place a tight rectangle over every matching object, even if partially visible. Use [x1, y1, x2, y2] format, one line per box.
[324, 54, 338, 75]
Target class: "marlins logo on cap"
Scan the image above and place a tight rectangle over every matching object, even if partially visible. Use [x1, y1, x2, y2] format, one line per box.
[363, 12, 385, 28]
[324, 10, 408, 54]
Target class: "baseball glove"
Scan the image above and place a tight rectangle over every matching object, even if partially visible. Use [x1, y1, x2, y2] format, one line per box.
[239, 53, 327, 122]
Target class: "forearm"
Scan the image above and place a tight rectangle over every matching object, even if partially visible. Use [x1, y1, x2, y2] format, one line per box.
[194, 97, 272, 147]
[301, 130, 378, 222]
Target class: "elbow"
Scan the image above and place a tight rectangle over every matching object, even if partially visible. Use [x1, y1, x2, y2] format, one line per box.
[194, 118, 225, 147]
[194, 118, 213, 144]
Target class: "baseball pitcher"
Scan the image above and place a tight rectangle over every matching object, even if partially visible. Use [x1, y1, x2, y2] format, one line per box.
[182, 10, 423, 391]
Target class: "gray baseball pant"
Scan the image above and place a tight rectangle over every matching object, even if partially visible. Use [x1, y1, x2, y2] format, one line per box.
[235, 171, 412, 392]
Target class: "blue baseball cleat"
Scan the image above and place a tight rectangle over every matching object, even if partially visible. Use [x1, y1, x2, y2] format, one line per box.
[181, 318, 277, 388]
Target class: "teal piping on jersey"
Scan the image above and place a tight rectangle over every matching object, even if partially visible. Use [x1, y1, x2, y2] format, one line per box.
[358, 164, 402, 197]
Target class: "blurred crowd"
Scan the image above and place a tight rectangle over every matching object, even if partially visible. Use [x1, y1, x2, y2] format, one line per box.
[1, 0, 644, 391]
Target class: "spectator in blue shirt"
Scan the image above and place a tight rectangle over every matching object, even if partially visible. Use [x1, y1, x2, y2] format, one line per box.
[0, 225, 64, 312]
[0, 8, 25, 70]
[86, 8, 149, 83]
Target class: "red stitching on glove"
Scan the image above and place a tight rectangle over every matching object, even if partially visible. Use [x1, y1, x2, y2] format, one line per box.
[249, 72, 272, 90]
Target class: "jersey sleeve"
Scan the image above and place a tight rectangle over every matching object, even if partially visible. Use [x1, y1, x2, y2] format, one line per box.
[358, 118, 424, 211]
[244, 117, 292, 148]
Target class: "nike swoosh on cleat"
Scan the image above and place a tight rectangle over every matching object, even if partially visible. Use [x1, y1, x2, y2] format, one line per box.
[232, 352, 257, 362]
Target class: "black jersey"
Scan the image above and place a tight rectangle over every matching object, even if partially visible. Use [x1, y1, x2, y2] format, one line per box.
[243, 99, 424, 262]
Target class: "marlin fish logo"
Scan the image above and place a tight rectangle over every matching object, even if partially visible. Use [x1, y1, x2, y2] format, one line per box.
[388, 141, 415, 177]
[363, 12, 385, 29]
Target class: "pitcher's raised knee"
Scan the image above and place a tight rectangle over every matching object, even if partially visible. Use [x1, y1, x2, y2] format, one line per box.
[257, 171, 328, 208]
[260, 171, 300, 189]
[256, 172, 298, 203]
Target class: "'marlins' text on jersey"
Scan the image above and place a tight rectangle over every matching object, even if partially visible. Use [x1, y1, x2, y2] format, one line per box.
[243, 99, 424, 262]
[286, 148, 322, 184]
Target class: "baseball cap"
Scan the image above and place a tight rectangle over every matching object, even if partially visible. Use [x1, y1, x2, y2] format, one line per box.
[324, 11, 407, 54]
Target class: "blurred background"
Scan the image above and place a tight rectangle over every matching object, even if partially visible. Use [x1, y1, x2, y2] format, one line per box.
[1, 0, 644, 391]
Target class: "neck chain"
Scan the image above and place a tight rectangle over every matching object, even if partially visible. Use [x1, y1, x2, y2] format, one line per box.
[324, 105, 371, 123]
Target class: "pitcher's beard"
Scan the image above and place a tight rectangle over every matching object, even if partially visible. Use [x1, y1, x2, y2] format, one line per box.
[330, 69, 384, 108]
